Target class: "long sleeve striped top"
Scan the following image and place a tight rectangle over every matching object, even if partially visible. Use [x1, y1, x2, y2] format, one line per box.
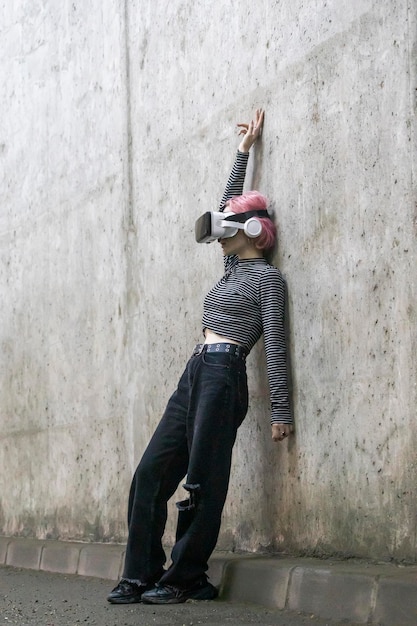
[201, 151, 292, 424]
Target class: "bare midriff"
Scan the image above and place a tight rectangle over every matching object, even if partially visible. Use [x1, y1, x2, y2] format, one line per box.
[204, 329, 243, 346]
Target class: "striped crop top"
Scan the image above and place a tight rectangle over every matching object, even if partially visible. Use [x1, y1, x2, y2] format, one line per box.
[201, 150, 292, 425]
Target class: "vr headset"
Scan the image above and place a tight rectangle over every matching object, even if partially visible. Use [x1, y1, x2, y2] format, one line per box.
[195, 209, 270, 244]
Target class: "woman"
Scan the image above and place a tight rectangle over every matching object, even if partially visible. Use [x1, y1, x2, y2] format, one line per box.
[107, 109, 292, 606]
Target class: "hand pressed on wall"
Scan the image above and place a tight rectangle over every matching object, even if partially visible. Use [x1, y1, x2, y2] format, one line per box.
[271, 423, 293, 443]
[237, 108, 264, 153]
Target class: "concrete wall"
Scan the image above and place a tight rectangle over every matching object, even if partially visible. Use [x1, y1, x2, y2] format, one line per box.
[1, 0, 416, 561]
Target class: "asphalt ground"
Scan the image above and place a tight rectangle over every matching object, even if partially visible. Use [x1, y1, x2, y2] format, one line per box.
[0, 566, 362, 626]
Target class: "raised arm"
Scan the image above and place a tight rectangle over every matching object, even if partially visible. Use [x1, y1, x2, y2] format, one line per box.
[218, 109, 264, 211]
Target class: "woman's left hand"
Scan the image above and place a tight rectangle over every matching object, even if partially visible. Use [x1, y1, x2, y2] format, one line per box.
[271, 423, 292, 443]
[237, 108, 264, 152]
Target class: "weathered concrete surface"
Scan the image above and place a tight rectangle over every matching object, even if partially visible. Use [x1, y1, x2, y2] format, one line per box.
[0, 1, 133, 542]
[0, 0, 416, 563]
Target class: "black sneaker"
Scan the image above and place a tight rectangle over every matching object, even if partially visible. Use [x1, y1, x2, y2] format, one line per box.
[141, 581, 218, 604]
[107, 579, 154, 604]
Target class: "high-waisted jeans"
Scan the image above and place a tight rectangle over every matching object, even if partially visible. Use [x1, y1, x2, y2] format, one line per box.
[122, 346, 249, 588]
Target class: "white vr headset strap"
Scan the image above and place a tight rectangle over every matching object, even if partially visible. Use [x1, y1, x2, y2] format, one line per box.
[220, 217, 263, 238]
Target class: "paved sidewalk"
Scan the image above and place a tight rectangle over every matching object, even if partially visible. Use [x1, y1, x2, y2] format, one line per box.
[1, 536, 416, 625]
[0, 567, 359, 626]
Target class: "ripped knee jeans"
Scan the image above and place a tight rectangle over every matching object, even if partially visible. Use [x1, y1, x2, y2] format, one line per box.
[122, 348, 248, 587]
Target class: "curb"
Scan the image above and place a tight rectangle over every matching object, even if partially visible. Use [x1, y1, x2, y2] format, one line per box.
[221, 556, 417, 625]
[1, 537, 417, 625]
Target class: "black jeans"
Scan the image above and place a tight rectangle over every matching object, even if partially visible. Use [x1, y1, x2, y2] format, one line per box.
[122, 346, 248, 588]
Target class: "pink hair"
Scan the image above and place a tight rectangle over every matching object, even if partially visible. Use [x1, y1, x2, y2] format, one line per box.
[226, 191, 277, 251]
